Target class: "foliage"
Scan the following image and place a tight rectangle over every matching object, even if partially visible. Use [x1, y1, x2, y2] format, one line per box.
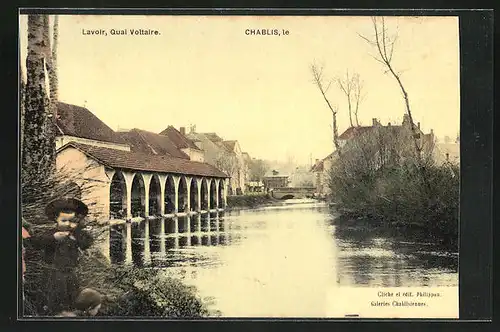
[101, 267, 211, 318]
[227, 193, 276, 209]
[328, 128, 459, 248]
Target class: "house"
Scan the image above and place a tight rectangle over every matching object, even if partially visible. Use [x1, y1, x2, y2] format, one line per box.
[159, 126, 205, 162]
[433, 136, 460, 165]
[289, 165, 314, 187]
[310, 153, 335, 197]
[311, 115, 435, 196]
[263, 170, 290, 190]
[54, 102, 229, 223]
[185, 129, 248, 195]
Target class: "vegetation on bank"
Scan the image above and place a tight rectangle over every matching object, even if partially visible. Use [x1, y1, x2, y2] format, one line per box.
[24, 233, 212, 317]
[309, 17, 459, 250]
[327, 131, 459, 249]
[226, 193, 281, 209]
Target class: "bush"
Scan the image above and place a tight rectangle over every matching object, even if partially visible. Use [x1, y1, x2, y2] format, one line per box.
[226, 193, 275, 208]
[101, 267, 211, 318]
[22, 166, 211, 318]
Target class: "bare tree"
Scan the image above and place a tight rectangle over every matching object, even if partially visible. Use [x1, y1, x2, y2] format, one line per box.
[214, 151, 240, 186]
[358, 17, 422, 160]
[359, 16, 432, 194]
[352, 73, 365, 127]
[310, 64, 342, 157]
[248, 159, 269, 181]
[337, 70, 365, 128]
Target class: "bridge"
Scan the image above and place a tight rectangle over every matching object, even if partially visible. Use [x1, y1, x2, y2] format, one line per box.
[270, 187, 316, 200]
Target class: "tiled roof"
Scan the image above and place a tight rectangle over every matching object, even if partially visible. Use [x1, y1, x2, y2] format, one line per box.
[159, 126, 201, 151]
[222, 140, 239, 153]
[338, 126, 375, 140]
[58, 142, 228, 178]
[119, 129, 190, 159]
[203, 133, 224, 143]
[56, 102, 126, 145]
[339, 122, 424, 140]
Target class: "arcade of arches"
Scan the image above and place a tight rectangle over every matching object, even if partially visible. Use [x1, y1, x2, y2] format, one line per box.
[109, 170, 227, 220]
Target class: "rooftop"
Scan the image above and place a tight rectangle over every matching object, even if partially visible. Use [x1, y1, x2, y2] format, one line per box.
[118, 129, 190, 159]
[58, 142, 228, 178]
[159, 126, 201, 151]
[55, 102, 126, 145]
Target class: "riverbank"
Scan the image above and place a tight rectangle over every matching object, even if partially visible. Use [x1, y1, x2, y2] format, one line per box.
[226, 193, 283, 210]
[23, 223, 213, 317]
[331, 207, 458, 250]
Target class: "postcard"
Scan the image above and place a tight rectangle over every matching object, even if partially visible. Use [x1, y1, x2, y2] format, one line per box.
[19, 13, 459, 319]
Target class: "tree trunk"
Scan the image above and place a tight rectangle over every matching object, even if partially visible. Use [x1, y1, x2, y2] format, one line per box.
[22, 14, 56, 201]
[49, 15, 59, 117]
[20, 64, 26, 153]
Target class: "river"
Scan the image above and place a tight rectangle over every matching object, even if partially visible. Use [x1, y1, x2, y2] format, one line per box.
[108, 199, 458, 317]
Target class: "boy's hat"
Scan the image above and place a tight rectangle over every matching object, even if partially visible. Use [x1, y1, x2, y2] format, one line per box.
[45, 197, 89, 220]
[75, 288, 102, 311]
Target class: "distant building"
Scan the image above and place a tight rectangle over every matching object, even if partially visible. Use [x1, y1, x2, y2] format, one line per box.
[185, 129, 249, 195]
[433, 141, 460, 165]
[311, 115, 435, 197]
[310, 153, 335, 197]
[263, 170, 290, 190]
[159, 126, 205, 162]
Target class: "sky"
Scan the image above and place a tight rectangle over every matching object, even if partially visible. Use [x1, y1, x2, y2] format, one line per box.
[19, 15, 460, 165]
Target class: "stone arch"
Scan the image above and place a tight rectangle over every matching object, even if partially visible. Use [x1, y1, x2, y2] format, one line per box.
[201, 178, 209, 210]
[149, 174, 161, 216]
[110, 171, 127, 219]
[164, 175, 175, 214]
[209, 179, 217, 209]
[281, 194, 295, 200]
[178, 176, 188, 213]
[131, 173, 146, 217]
[189, 178, 198, 212]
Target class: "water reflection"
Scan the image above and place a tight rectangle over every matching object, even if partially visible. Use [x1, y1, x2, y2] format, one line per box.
[108, 203, 458, 317]
[333, 224, 458, 287]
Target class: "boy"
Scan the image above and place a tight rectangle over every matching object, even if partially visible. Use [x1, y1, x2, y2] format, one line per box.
[28, 197, 94, 315]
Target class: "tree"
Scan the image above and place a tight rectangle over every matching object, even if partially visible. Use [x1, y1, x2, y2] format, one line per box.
[214, 151, 240, 188]
[48, 15, 59, 118]
[20, 64, 26, 152]
[248, 159, 269, 181]
[359, 16, 432, 194]
[311, 63, 342, 157]
[22, 14, 56, 202]
[359, 17, 422, 160]
[337, 70, 365, 127]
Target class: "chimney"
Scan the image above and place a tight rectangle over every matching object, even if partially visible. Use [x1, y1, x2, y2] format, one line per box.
[315, 159, 319, 164]
[417, 122, 421, 129]
[430, 129, 434, 136]
[372, 118, 378, 126]
[180, 127, 186, 135]
[388, 122, 391, 127]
